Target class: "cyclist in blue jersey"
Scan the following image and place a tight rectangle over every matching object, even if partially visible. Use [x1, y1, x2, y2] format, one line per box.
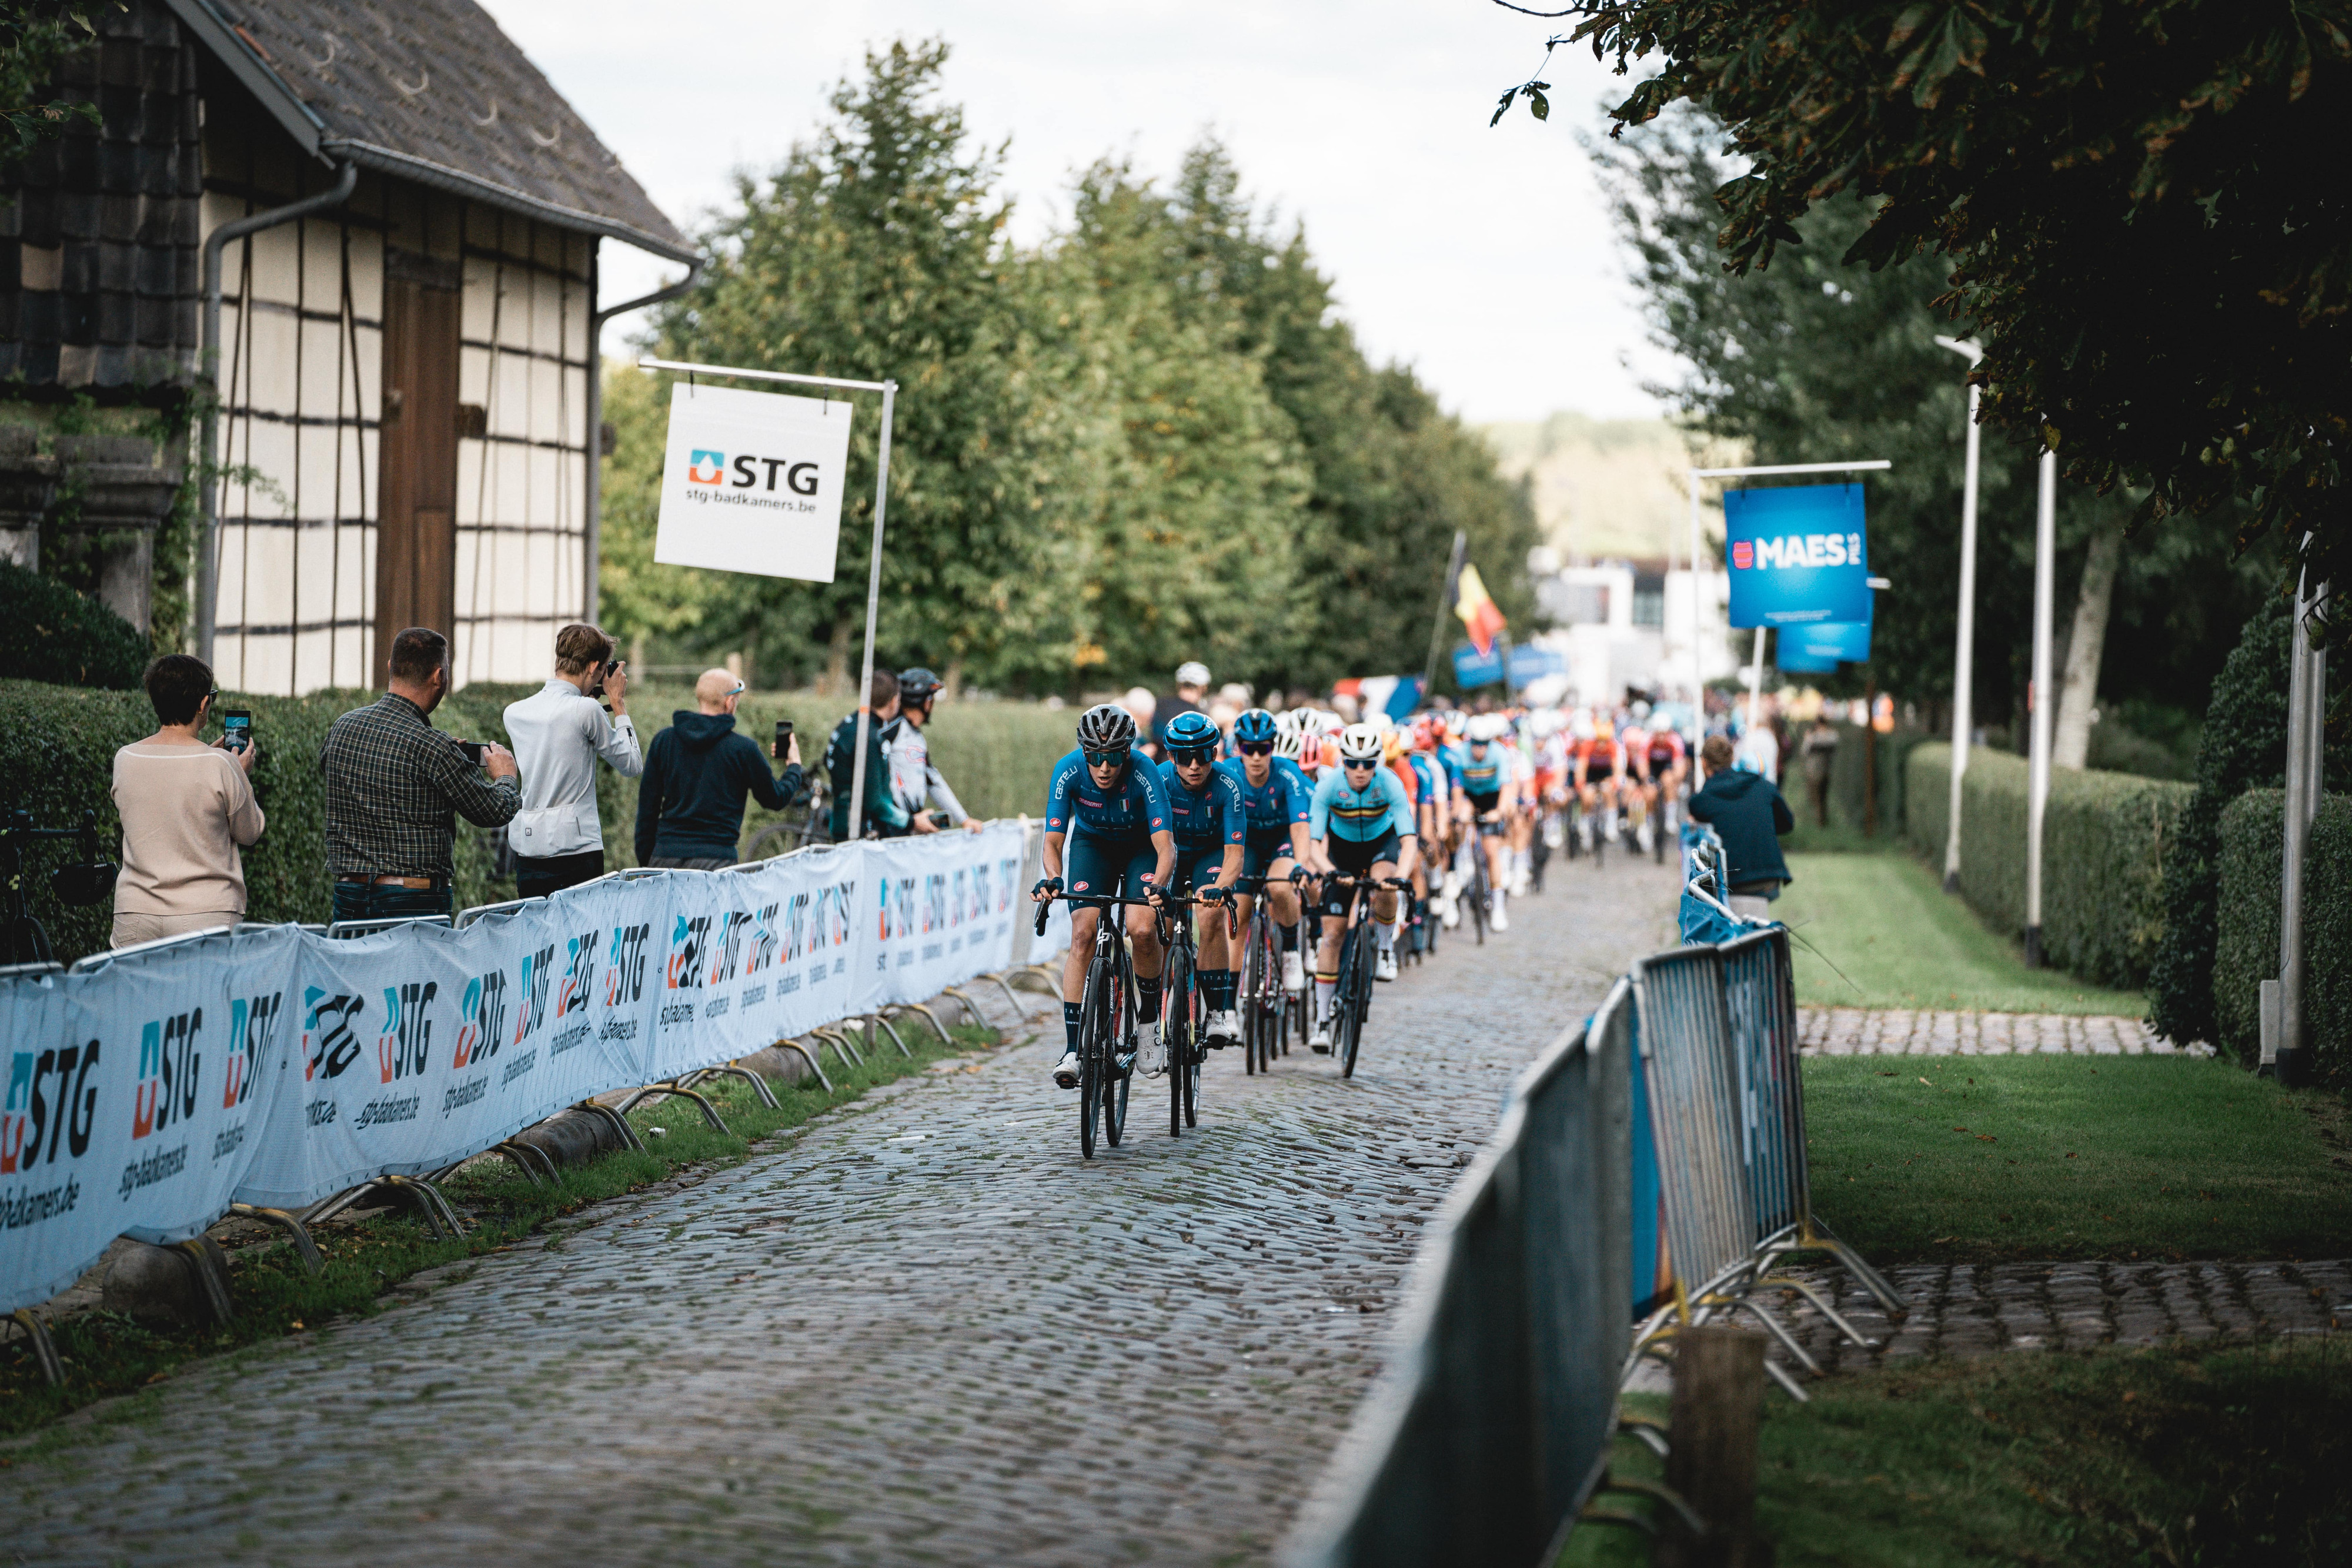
[1454, 714, 1518, 931]
[1403, 718, 1450, 944]
[1156, 710, 1247, 1050]
[1033, 703, 1175, 1089]
[1305, 723, 1419, 1049]
[1225, 707, 1315, 998]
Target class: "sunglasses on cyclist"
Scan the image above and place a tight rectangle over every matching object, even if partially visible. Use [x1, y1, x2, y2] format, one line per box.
[1341, 757, 1377, 771]
[1085, 747, 1130, 769]
[1171, 747, 1217, 765]
[1237, 741, 1274, 756]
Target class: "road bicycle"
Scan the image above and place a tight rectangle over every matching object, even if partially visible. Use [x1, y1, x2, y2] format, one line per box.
[1464, 811, 1502, 944]
[1159, 882, 1234, 1135]
[1234, 870, 1301, 1076]
[1321, 872, 1413, 1078]
[1032, 888, 1158, 1159]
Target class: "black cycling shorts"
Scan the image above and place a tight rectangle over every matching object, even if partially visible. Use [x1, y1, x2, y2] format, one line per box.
[1064, 833, 1156, 902]
[1241, 830, 1297, 881]
[1320, 831, 1402, 918]
[1171, 841, 1231, 896]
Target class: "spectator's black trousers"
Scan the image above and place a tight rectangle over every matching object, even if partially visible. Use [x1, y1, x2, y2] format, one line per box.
[515, 850, 606, 900]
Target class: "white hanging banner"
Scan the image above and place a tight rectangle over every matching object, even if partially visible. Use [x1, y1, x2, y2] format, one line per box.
[654, 382, 854, 582]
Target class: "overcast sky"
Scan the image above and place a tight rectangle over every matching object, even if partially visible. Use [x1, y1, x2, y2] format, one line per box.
[481, 0, 1672, 426]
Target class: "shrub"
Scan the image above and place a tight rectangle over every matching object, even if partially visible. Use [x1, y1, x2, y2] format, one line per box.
[1825, 721, 1935, 835]
[2214, 790, 2352, 1081]
[0, 561, 146, 689]
[1903, 741, 2190, 991]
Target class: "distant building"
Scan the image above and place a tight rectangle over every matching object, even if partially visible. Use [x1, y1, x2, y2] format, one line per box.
[0, 0, 694, 693]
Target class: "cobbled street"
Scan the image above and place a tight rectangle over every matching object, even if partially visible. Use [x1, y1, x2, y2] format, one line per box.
[2, 858, 1682, 1567]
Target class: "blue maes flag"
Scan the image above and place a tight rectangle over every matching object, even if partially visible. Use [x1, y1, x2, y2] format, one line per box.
[1726, 482, 1871, 629]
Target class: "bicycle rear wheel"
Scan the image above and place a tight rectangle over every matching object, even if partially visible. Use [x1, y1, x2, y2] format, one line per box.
[1341, 922, 1375, 1077]
[1468, 853, 1488, 945]
[1077, 941, 1120, 1160]
[1240, 917, 1265, 1075]
[1102, 1057, 1130, 1146]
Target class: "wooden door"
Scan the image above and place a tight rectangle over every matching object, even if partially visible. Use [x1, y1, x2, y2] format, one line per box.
[375, 249, 463, 684]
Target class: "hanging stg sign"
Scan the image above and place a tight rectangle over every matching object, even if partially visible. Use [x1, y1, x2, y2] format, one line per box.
[1724, 482, 1871, 628]
[654, 383, 855, 583]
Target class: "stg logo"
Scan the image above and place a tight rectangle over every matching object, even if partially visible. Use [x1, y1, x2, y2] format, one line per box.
[133, 1010, 202, 1140]
[746, 901, 780, 973]
[683, 448, 822, 495]
[303, 989, 366, 1081]
[222, 993, 283, 1110]
[1, 1041, 101, 1174]
[708, 910, 749, 987]
[453, 969, 509, 1072]
[606, 922, 650, 1006]
[686, 449, 726, 484]
[667, 914, 711, 990]
[512, 942, 554, 1045]
[556, 930, 599, 1018]
[376, 981, 439, 1084]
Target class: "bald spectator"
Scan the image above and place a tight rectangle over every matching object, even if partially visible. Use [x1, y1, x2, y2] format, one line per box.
[634, 668, 804, 870]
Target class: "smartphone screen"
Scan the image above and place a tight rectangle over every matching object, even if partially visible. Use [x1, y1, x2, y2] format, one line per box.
[774, 719, 793, 758]
[458, 740, 485, 767]
[220, 710, 252, 752]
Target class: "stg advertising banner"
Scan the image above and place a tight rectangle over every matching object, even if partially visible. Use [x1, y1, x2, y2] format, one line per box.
[2, 831, 1035, 1315]
[1724, 482, 1870, 629]
[653, 383, 855, 583]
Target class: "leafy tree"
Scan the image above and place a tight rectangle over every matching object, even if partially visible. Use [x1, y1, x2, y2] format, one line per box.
[1549, 1, 2350, 640]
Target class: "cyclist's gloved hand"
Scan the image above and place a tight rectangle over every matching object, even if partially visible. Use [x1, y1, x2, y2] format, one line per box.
[1032, 876, 1063, 901]
[1201, 884, 1232, 904]
[1140, 874, 1164, 905]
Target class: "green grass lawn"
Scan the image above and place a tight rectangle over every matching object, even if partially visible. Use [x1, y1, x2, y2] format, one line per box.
[1803, 1055, 2352, 1264]
[1565, 1341, 2352, 1567]
[1777, 850, 2146, 1015]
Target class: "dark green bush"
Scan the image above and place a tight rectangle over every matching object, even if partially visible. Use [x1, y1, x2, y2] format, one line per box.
[1904, 741, 2191, 989]
[2214, 790, 2352, 1081]
[0, 561, 147, 689]
[1823, 721, 1934, 835]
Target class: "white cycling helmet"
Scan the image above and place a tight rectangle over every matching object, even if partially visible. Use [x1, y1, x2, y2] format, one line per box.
[1337, 722, 1385, 763]
[1273, 726, 1308, 763]
[1466, 714, 1510, 744]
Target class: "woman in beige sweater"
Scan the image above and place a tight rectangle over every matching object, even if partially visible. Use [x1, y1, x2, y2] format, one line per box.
[110, 654, 265, 948]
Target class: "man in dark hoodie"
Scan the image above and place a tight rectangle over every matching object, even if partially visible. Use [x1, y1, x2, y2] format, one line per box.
[1686, 733, 1795, 918]
[634, 668, 805, 869]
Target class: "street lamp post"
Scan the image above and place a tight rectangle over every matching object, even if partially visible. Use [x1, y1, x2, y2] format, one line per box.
[1933, 336, 1983, 894]
[2024, 449, 2057, 967]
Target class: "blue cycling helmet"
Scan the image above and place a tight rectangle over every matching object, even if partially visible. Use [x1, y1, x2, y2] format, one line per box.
[1164, 710, 1220, 758]
[1231, 707, 1279, 746]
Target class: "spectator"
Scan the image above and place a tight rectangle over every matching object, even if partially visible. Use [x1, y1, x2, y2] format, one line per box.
[636, 668, 806, 869]
[824, 670, 908, 840]
[881, 666, 984, 835]
[1799, 716, 1840, 828]
[109, 654, 264, 947]
[1151, 661, 1210, 751]
[1734, 701, 1782, 781]
[1688, 733, 1795, 920]
[502, 623, 643, 898]
[320, 627, 518, 923]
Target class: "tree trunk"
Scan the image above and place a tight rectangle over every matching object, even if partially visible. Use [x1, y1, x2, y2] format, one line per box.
[821, 617, 851, 698]
[943, 657, 965, 702]
[2053, 526, 2121, 769]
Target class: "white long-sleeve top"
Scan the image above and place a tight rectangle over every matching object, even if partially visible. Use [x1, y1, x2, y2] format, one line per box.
[880, 714, 969, 825]
[501, 678, 643, 858]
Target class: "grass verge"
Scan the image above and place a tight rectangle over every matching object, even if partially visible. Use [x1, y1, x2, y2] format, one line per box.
[1563, 1340, 2352, 1566]
[1778, 850, 2146, 1016]
[0, 1021, 1004, 1442]
[1803, 1054, 2352, 1264]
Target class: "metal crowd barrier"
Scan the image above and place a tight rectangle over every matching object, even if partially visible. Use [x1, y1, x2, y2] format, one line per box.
[1285, 984, 1635, 1567]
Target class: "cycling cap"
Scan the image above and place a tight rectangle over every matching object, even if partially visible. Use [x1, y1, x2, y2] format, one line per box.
[1337, 723, 1384, 763]
[1467, 714, 1509, 743]
[1175, 661, 1212, 688]
[1077, 703, 1138, 755]
[897, 667, 943, 700]
[1164, 710, 1220, 755]
[1232, 707, 1279, 745]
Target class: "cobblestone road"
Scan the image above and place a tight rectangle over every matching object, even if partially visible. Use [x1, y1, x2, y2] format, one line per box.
[1798, 1007, 2190, 1057]
[2, 860, 1683, 1567]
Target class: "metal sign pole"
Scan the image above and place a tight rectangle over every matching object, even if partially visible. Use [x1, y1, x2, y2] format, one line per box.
[633, 355, 898, 838]
[1935, 338, 1983, 892]
[2024, 450, 2057, 967]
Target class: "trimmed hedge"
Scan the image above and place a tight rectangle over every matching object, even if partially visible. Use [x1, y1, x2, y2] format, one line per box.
[2214, 791, 2352, 1080]
[1824, 721, 1935, 835]
[1904, 741, 2191, 990]
[0, 561, 146, 690]
[0, 680, 1080, 964]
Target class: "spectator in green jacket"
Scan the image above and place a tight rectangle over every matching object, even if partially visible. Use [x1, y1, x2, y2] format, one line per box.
[824, 668, 910, 840]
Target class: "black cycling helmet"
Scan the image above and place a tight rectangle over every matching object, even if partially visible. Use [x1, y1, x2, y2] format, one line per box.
[1076, 703, 1138, 757]
[898, 667, 943, 701]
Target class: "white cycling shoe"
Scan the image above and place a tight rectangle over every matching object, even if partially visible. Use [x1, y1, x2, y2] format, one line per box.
[1281, 951, 1306, 994]
[1141, 1024, 1168, 1078]
[1205, 1009, 1240, 1044]
[1375, 950, 1399, 983]
[1489, 894, 1511, 933]
[1309, 1019, 1333, 1054]
[1508, 871, 1531, 898]
[1051, 1050, 1081, 1089]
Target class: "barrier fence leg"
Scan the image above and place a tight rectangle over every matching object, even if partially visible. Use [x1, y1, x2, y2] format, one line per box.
[867, 1015, 913, 1059]
[892, 1004, 953, 1047]
[1658, 1325, 1767, 1568]
[485, 1144, 549, 1187]
[8, 1308, 64, 1386]
[980, 971, 1030, 1018]
[172, 1239, 235, 1326]
[939, 986, 1000, 1041]
[1754, 1270, 1881, 1350]
[229, 1202, 326, 1275]
[775, 1039, 833, 1094]
[576, 1098, 647, 1154]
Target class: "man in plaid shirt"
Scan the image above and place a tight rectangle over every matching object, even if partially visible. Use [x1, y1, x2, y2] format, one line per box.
[320, 626, 520, 923]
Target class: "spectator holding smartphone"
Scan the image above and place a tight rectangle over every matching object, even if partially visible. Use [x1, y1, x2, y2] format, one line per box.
[634, 668, 805, 869]
[109, 654, 264, 947]
[502, 623, 643, 898]
[320, 627, 518, 922]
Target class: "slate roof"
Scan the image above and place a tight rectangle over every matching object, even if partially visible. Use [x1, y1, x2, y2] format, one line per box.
[166, 0, 693, 259]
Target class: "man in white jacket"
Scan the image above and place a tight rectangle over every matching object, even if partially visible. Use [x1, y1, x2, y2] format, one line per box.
[502, 624, 644, 898]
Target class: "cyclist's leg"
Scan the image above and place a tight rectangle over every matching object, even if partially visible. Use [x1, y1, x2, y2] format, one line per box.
[1113, 842, 1164, 1034]
[1057, 834, 1119, 1084]
[1253, 837, 1307, 992]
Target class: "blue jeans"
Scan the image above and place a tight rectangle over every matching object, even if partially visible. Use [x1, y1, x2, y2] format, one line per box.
[332, 881, 453, 925]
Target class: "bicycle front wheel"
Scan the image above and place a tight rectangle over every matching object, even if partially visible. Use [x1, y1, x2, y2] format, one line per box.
[1102, 1058, 1130, 1146]
[1165, 945, 1193, 1138]
[1341, 924, 1375, 1078]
